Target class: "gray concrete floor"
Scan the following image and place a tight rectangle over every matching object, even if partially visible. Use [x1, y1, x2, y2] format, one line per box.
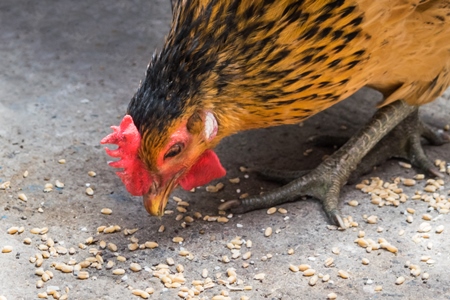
[1, 1, 450, 299]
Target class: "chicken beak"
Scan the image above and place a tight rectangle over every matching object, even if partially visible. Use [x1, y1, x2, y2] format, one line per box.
[142, 179, 176, 216]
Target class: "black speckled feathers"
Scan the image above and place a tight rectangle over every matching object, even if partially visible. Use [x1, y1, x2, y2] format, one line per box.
[128, 0, 450, 143]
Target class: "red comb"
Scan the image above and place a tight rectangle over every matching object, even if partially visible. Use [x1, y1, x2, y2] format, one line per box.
[100, 115, 151, 196]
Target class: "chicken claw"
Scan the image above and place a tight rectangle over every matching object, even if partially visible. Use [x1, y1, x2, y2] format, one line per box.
[220, 100, 419, 228]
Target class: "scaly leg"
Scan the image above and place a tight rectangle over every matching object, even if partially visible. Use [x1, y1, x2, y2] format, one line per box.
[256, 110, 450, 184]
[219, 101, 419, 228]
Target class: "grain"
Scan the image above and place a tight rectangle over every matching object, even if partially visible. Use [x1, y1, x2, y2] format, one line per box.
[422, 273, 430, 280]
[436, 225, 444, 233]
[37, 292, 48, 298]
[242, 252, 251, 260]
[338, 270, 349, 279]
[107, 243, 118, 252]
[158, 225, 165, 232]
[348, 200, 359, 207]
[88, 171, 96, 177]
[254, 273, 265, 281]
[176, 206, 187, 213]
[402, 179, 416, 186]
[217, 216, 229, 223]
[362, 258, 370, 265]
[424, 185, 437, 193]
[267, 207, 277, 215]
[276, 208, 288, 215]
[55, 180, 64, 188]
[112, 268, 125, 275]
[366, 215, 378, 224]
[264, 227, 272, 237]
[7, 227, 19, 234]
[130, 263, 142, 272]
[106, 260, 114, 269]
[176, 264, 184, 273]
[132, 290, 150, 299]
[144, 241, 158, 249]
[324, 257, 334, 267]
[331, 247, 340, 255]
[128, 243, 139, 251]
[374, 285, 383, 292]
[117, 256, 126, 262]
[43, 183, 53, 192]
[395, 276, 405, 285]
[327, 292, 337, 299]
[58, 159, 66, 164]
[406, 215, 414, 223]
[85, 187, 94, 195]
[36, 280, 44, 288]
[2, 246, 12, 253]
[23, 238, 32, 245]
[288, 248, 294, 255]
[422, 214, 432, 221]
[418, 222, 432, 233]
[172, 237, 184, 243]
[78, 271, 89, 280]
[101, 208, 112, 215]
[289, 264, 299, 272]
[399, 162, 411, 168]
[406, 208, 415, 214]
[201, 268, 208, 278]
[303, 269, 316, 276]
[309, 275, 319, 286]
[0, 181, 11, 190]
[166, 258, 175, 266]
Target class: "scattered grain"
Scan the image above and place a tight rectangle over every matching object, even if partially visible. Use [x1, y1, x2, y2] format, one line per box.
[2, 246, 12, 253]
[172, 237, 184, 243]
[55, 180, 64, 188]
[85, 187, 94, 196]
[324, 257, 334, 267]
[309, 275, 319, 286]
[348, 200, 359, 207]
[395, 276, 405, 285]
[366, 215, 378, 224]
[112, 268, 126, 275]
[277, 208, 288, 214]
[338, 270, 349, 279]
[303, 269, 316, 276]
[130, 263, 142, 272]
[327, 292, 337, 299]
[267, 207, 277, 215]
[78, 271, 89, 280]
[422, 214, 432, 221]
[402, 178, 416, 186]
[254, 273, 265, 281]
[331, 247, 340, 255]
[132, 290, 150, 299]
[101, 208, 112, 215]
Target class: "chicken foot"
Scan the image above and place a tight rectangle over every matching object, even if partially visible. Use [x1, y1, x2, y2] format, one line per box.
[256, 109, 450, 184]
[219, 100, 422, 228]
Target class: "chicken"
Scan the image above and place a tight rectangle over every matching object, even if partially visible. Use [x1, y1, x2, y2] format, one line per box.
[101, 0, 450, 226]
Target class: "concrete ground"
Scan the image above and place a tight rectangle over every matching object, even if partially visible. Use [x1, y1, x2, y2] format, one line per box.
[1, 1, 450, 299]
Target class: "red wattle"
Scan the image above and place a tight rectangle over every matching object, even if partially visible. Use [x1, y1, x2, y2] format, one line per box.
[178, 150, 226, 190]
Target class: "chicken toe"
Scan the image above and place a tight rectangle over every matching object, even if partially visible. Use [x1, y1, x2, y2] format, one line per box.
[220, 100, 418, 228]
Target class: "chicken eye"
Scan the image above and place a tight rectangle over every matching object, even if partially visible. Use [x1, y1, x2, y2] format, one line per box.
[164, 143, 183, 159]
